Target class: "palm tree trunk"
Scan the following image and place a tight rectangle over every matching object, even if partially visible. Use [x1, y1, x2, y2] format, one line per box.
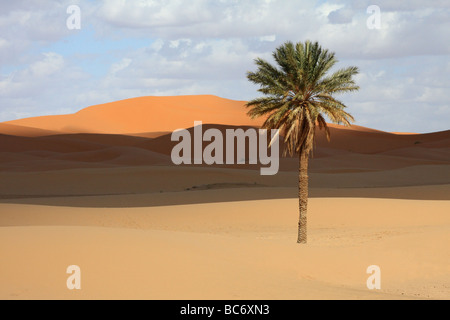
[297, 149, 309, 244]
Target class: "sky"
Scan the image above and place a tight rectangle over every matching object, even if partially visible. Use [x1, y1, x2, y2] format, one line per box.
[0, 0, 449, 133]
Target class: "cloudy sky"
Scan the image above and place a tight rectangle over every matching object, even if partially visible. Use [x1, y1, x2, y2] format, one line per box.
[0, 0, 449, 133]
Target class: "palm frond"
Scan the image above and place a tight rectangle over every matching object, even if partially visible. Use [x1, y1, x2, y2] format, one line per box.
[246, 40, 359, 157]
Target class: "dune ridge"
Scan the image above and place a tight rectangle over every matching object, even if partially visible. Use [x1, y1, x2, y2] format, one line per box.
[0, 96, 449, 202]
[3, 95, 264, 135]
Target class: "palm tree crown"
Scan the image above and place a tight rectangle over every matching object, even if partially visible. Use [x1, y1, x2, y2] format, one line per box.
[246, 40, 359, 156]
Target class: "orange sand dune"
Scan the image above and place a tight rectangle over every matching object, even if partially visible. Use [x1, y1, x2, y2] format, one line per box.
[0, 95, 448, 203]
[0, 123, 61, 137]
[2, 95, 403, 137]
[4, 95, 265, 135]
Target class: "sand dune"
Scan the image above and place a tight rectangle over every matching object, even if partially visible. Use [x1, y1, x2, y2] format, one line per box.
[1, 95, 448, 181]
[0, 123, 60, 137]
[1, 124, 448, 175]
[4, 95, 264, 135]
[0, 95, 449, 300]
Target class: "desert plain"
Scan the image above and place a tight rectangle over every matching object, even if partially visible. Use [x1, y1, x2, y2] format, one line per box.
[0, 95, 449, 300]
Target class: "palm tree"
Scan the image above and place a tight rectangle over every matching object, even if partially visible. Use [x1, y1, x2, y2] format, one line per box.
[246, 41, 359, 244]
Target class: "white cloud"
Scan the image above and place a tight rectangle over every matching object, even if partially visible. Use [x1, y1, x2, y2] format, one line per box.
[259, 35, 277, 42]
[0, 0, 78, 63]
[0, 52, 89, 119]
[110, 58, 132, 75]
[328, 7, 354, 24]
[29, 52, 65, 77]
[96, 0, 214, 28]
[93, 0, 318, 40]
[0, 38, 10, 49]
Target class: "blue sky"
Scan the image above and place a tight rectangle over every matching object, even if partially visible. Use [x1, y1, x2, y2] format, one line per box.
[0, 0, 449, 133]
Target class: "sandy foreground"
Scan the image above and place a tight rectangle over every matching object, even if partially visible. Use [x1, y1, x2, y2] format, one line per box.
[1, 190, 449, 300]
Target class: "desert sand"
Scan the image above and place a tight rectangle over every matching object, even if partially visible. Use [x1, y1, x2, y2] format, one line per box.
[4, 95, 264, 134]
[0, 95, 449, 300]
